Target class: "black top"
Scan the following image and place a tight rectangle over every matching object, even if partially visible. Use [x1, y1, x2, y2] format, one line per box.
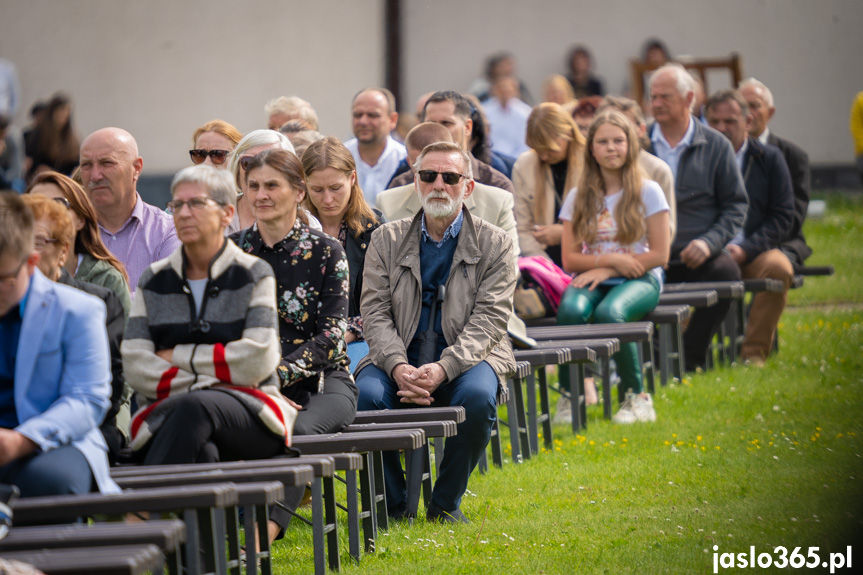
[231, 220, 350, 403]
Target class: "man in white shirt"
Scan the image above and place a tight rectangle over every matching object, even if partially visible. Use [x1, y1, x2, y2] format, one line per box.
[344, 88, 406, 207]
[482, 76, 531, 158]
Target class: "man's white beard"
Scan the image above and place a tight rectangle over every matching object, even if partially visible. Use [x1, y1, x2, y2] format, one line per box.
[420, 188, 463, 218]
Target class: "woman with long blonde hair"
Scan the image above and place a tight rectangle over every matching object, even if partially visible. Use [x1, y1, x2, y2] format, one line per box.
[558, 110, 670, 424]
[512, 102, 585, 266]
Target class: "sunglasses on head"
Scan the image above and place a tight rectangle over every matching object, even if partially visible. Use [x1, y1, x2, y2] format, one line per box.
[239, 155, 258, 172]
[417, 170, 466, 186]
[189, 149, 230, 165]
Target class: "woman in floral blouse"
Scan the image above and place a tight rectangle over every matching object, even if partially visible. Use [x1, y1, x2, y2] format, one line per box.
[230, 148, 357, 542]
[300, 137, 384, 370]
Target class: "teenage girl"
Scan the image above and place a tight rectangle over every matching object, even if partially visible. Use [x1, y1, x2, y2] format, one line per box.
[558, 109, 670, 423]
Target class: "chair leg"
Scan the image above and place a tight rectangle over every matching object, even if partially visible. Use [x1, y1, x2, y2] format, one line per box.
[344, 470, 361, 563]
[404, 447, 424, 519]
[511, 375, 531, 459]
[658, 324, 670, 386]
[504, 379, 523, 464]
[643, 336, 656, 395]
[525, 371, 539, 455]
[537, 367, 553, 448]
[322, 477, 340, 572]
[673, 322, 685, 382]
[357, 453, 377, 553]
[601, 358, 612, 420]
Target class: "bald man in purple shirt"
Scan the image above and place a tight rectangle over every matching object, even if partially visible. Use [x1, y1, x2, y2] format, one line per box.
[79, 128, 180, 292]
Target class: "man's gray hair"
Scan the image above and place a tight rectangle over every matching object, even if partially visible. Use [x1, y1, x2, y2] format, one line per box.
[227, 129, 295, 190]
[413, 141, 474, 180]
[704, 89, 749, 120]
[739, 77, 774, 108]
[264, 96, 319, 129]
[649, 63, 695, 102]
[171, 164, 237, 207]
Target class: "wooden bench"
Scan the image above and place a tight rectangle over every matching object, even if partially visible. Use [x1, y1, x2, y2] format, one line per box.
[528, 323, 654, 420]
[292, 429, 425, 548]
[663, 282, 744, 367]
[644, 305, 691, 386]
[113, 455, 368, 570]
[0, 543, 165, 575]
[12, 483, 245, 575]
[514, 343, 596, 441]
[796, 265, 834, 276]
[0, 520, 185, 575]
[343, 421, 457, 522]
[112, 470, 310, 575]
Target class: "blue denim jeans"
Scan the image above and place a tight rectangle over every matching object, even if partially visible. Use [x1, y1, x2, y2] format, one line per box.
[356, 361, 498, 512]
[0, 444, 93, 497]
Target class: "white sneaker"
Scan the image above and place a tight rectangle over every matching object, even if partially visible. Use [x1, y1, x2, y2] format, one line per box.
[631, 393, 657, 422]
[612, 392, 656, 424]
[553, 395, 572, 425]
[612, 392, 637, 424]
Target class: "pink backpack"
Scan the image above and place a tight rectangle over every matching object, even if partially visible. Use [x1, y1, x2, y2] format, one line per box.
[517, 256, 573, 312]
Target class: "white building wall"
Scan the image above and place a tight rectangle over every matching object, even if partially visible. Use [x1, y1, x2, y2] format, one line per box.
[1, 0, 861, 172]
[0, 0, 385, 173]
[403, 0, 863, 164]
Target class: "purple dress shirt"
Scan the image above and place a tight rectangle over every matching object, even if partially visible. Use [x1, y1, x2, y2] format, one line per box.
[99, 193, 180, 292]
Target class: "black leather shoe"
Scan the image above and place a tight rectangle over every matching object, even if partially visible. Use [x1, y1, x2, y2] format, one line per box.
[426, 502, 469, 524]
[388, 501, 410, 521]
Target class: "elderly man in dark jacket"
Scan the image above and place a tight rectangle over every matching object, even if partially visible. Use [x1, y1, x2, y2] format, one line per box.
[706, 89, 794, 366]
[646, 64, 748, 371]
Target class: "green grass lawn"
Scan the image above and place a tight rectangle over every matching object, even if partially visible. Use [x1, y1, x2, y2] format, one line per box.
[273, 193, 863, 574]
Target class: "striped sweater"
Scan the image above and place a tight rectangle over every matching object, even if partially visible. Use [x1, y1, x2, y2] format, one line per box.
[121, 239, 297, 451]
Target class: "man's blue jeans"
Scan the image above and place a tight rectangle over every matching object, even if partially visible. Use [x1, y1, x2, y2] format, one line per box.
[356, 361, 498, 512]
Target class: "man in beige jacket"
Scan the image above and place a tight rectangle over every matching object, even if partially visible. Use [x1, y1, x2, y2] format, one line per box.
[356, 142, 516, 524]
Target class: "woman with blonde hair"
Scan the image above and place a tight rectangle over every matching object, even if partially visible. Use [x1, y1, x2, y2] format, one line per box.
[512, 102, 586, 266]
[542, 74, 576, 107]
[189, 119, 242, 169]
[26, 170, 131, 315]
[300, 137, 384, 368]
[557, 110, 670, 424]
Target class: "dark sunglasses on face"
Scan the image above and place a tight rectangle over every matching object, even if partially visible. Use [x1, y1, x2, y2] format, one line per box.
[189, 149, 230, 165]
[417, 170, 466, 185]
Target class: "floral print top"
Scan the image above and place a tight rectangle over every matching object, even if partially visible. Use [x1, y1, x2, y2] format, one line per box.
[231, 219, 350, 401]
[336, 220, 365, 340]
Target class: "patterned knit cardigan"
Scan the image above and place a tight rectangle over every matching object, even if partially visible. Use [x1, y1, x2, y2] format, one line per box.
[122, 239, 297, 451]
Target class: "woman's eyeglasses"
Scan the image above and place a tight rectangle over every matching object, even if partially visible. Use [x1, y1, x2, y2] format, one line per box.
[189, 149, 230, 165]
[51, 197, 71, 209]
[417, 170, 466, 185]
[166, 197, 225, 214]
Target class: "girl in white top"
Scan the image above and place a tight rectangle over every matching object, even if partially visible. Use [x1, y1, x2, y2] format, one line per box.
[557, 109, 670, 424]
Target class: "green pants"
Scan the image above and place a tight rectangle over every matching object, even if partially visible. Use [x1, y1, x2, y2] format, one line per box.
[557, 274, 660, 394]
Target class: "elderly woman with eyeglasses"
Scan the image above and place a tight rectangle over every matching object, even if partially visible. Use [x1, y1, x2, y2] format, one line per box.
[26, 170, 131, 317]
[121, 164, 297, 470]
[189, 119, 242, 169]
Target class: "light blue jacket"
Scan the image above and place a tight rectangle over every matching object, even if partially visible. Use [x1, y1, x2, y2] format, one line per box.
[13, 269, 119, 494]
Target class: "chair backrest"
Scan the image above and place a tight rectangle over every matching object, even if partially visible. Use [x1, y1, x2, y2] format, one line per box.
[631, 53, 743, 106]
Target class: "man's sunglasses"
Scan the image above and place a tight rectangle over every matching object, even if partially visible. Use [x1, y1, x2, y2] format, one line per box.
[417, 170, 466, 185]
[189, 149, 230, 165]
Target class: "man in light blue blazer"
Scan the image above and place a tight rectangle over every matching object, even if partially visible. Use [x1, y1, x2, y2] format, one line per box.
[0, 192, 118, 496]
